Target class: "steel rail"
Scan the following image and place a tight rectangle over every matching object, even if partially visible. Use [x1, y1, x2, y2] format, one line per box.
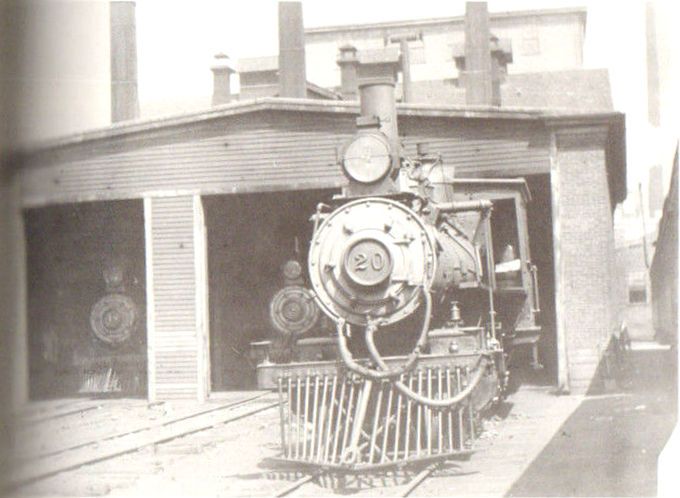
[6, 397, 279, 491]
[20, 392, 272, 461]
[401, 463, 439, 497]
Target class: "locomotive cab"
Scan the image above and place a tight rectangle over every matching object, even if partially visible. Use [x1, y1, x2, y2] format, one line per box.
[446, 179, 542, 366]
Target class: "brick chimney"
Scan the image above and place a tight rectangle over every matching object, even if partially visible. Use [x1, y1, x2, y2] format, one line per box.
[110, 1, 139, 122]
[211, 53, 235, 106]
[463, 2, 493, 106]
[336, 45, 358, 100]
[387, 33, 421, 103]
[489, 35, 512, 106]
[278, 2, 306, 98]
[453, 3, 512, 107]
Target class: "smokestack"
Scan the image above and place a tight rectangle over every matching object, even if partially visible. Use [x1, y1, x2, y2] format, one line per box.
[211, 53, 235, 106]
[110, 1, 139, 122]
[278, 2, 307, 98]
[356, 48, 401, 165]
[345, 48, 401, 197]
[336, 45, 358, 100]
[464, 2, 493, 106]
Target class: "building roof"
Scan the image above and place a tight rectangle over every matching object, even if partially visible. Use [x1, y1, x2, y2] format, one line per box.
[20, 97, 607, 150]
[238, 56, 279, 73]
[304, 6, 587, 36]
[14, 96, 626, 204]
[140, 69, 612, 122]
[407, 70, 613, 112]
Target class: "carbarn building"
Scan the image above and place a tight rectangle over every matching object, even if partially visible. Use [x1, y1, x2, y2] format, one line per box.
[3, 1, 626, 404]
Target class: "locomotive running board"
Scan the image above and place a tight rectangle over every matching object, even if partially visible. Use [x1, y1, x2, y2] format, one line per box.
[275, 366, 479, 470]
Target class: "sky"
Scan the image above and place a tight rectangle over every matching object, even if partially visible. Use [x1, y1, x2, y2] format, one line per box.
[12, 0, 680, 188]
[134, 0, 649, 102]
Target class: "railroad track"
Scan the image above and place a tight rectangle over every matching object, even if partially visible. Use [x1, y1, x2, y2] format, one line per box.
[269, 462, 443, 497]
[6, 393, 279, 493]
[273, 464, 439, 498]
[8, 394, 464, 497]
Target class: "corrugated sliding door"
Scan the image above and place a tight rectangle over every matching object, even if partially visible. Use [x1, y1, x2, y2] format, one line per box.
[144, 194, 208, 402]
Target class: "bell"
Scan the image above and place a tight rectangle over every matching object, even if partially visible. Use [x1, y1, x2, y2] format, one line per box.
[500, 244, 516, 263]
[495, 244, 521, 286]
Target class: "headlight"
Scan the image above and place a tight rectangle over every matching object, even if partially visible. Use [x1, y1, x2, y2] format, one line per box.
[341, 133, 392, 184]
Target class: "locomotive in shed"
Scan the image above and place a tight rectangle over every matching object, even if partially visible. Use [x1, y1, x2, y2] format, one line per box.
[249, 57, 542, 471]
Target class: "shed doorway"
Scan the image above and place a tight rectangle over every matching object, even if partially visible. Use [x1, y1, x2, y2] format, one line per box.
[524, 174, 558, 385]
[25, 200, 147, 399]
[204, 189, 336, 391]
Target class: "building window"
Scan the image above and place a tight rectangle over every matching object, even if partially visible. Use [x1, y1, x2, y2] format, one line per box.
[629, 286, 647, 304]
[627, 271, 649, 304]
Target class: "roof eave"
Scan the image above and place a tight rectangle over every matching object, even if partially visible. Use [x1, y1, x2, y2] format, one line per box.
[13, 99, 626, 202]
[304, 6, 588, 36]
[19, 98, 604, 155]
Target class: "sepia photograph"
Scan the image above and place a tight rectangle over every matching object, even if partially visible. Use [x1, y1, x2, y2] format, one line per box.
[0, 0, 678, 496]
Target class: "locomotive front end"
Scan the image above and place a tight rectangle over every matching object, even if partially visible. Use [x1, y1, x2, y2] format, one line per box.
[309, 197, 436, 327]
[249, 48, 541, 472]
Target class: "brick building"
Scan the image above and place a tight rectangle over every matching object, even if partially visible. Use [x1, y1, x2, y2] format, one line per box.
[4, 2, 627, 404]
[650, 144, 678, 345]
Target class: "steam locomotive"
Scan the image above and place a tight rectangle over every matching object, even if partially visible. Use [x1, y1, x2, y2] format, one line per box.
[249, 68, 541, 471]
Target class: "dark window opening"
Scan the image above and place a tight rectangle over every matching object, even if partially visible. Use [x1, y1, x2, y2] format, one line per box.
[629, 287, 647, 304]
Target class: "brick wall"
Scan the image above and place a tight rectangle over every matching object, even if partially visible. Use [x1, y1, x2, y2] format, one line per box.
[552, 126, 619, 393]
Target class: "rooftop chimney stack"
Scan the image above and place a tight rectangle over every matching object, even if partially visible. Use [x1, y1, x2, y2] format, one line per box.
[489, 35, 512, 106]
[211, 53, 236, 106]
[110, 1, 139, 123]
[463, 2, 493, 106]
[278, 1, 307, 98]
[336, 45, 358, 100]
[388, 33, 421, 103]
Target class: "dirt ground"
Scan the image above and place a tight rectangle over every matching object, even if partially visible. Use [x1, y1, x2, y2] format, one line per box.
[7, 344, 677, 497]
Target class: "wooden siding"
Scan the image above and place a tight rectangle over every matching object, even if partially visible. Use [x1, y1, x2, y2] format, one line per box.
[20, 111, 550, 207]
[146, 195, 206, 401]
[400, 117, 549, 178]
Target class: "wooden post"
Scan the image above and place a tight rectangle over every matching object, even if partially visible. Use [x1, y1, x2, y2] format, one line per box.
[549, 130, 570, 392]
[193, 195, 210, 401]
[143, 197, 156, 402]
[5, 180, 29, 410]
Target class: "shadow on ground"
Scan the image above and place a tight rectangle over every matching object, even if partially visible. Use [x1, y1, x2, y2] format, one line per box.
[507, 345, 677, 497]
